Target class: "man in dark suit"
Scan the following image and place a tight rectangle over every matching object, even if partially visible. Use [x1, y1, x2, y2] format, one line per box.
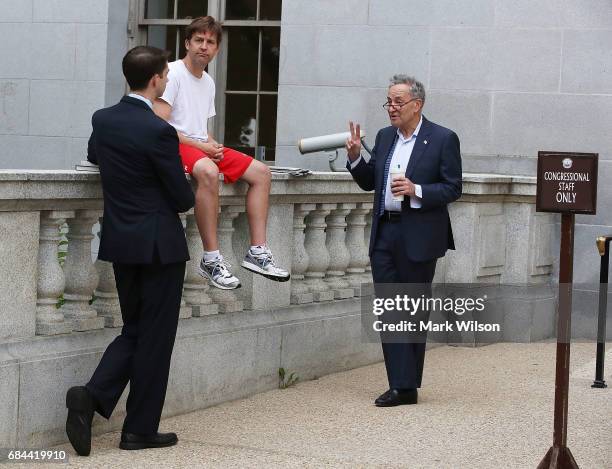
[65, 46, 195, 455]
[346, 75, 462, 407]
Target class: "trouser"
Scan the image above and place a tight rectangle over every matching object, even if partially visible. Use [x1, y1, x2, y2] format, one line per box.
[370, 219, 437, 389]
[86, 259, 186, 434]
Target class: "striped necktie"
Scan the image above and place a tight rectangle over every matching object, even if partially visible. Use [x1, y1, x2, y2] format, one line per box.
[378, 134, 399, 217]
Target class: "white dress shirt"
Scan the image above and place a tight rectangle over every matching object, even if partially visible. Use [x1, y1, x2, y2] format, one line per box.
[350, 116, 423, 210]
[128, 93, 153, 110]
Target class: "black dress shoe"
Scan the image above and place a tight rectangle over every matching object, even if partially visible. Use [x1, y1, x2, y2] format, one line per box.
[374, 388, 418, 407]
[120, 432, 178, 450]
[65, 386, 96, 456]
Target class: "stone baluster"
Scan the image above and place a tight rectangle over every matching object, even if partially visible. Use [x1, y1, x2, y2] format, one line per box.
[94, 258, 123, 327]
[363, 205, 373, 280]
[36, 211, 73, 336]
[290, 203, 315, 304]
[183, 213, 218, 317]
[303, 203, 335, 302]
[208, 205, 244, 313]
[177, 214, 193, 319]
[93, 217, 122, 327]
[62, 210, 105, 331]
[345, 202, 371, 296]
[324, 203, 355, 299]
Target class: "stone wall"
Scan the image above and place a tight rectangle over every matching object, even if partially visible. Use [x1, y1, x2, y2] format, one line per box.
[0, 0, 130, 169]
[0, 1, 608, 284]
[276, 0, 612, 284]
[0, 170, 565, 448]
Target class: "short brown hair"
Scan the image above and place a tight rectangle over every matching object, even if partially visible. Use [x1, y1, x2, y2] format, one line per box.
[185, 16, 222, 44]
[122, 46, 169, 90]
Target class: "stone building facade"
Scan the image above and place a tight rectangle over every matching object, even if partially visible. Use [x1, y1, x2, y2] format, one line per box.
[1, 0, 610, 282]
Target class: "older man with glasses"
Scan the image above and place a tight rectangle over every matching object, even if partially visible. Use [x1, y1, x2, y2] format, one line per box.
[346, 75, 462, 407]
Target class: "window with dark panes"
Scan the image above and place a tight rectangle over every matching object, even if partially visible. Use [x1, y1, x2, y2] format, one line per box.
[222, 1, 281, 161]
[134, 0, 282, 162]
[142, 0, 207, 61]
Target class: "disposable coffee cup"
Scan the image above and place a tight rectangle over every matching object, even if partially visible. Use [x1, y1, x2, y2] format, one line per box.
[390, 166, 405, 201]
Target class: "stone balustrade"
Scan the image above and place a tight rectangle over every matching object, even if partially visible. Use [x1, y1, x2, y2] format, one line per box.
[0, 170, 555, 341]
[0, 169, 562, 448]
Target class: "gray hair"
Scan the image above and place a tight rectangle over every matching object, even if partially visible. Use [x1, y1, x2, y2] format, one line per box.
[389, 74, 426, 103]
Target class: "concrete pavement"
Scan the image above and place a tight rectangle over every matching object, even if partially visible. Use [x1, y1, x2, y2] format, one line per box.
[9, 343, 612, 468]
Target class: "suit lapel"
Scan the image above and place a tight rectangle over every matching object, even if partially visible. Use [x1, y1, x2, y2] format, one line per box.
[406, 117, 433, 179]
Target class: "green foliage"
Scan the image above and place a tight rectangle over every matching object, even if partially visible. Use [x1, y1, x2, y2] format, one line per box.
[56, 223, 69, 308]
[57, 241, 68, 267]
[278, 367, 299, 389]
[58, 223, 68, 267]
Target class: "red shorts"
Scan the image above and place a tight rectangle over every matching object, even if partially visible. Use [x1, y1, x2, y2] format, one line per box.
[179, 143, 253, 184]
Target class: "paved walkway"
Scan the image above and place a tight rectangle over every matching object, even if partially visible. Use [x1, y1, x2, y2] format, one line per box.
[15, 343, 612, 468]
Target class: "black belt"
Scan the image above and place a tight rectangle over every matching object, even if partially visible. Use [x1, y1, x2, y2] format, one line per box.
[381, 210, 401, 222]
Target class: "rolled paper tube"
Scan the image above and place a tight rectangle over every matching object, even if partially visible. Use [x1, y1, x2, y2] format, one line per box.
[298, 130, 365, 154]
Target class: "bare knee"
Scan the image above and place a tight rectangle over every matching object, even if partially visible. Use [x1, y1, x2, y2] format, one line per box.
[260, 163, 272, 183]
[249, 161, 271, 186]
[193, 158, 219, 188]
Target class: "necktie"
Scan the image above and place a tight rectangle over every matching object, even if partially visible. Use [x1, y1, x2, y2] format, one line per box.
[378, 134, 399, 217]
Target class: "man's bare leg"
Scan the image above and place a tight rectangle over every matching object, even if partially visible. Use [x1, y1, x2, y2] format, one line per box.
[192, 157, 240, 289]
[192, 157, 220, 251]
[239, 160, 271, 246]
[239, 160, 289, 281]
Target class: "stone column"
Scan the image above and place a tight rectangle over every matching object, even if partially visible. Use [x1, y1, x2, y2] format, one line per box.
[176, 214, 193, 319]
[345, 202, 371, 296]
[94, 260, 122, 328]
[208, 205, 244, 313]
[303, 203, 335, 302]
[62, 210, 105, 331]
[364, 205, 373, 280]
[290, 203, 315, 304]
[183, 213, 218, 317]
[324, 203, 355, 299]
[36, 211, 73, 336]
[93, 217, 122, 327]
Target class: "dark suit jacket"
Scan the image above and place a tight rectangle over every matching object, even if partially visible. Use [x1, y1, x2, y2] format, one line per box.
[87, 96, 195, 264]
[348, 117, 462, 262]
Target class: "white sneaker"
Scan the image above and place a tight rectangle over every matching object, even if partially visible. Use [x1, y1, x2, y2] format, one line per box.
[198, 256, 241, 290]
[241, 247, 290, 282]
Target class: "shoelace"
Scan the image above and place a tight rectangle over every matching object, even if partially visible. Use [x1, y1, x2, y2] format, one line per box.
[252, 249, 275, 268]
[206, 259, 234, 278]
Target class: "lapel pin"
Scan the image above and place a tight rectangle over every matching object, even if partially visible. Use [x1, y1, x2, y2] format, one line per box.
[424, 140, 428, 144]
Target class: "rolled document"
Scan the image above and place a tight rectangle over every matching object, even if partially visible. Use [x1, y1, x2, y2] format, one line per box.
[298, 130, 365, 154]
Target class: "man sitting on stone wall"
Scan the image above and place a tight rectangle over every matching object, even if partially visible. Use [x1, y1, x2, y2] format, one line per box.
[154, 16, 289, 290]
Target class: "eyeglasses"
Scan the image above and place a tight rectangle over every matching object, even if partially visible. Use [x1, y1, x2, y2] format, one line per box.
[382, 98, 419, 111]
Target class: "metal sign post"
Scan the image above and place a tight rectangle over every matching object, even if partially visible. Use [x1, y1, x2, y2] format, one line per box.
[592, 236, 611, 389]
[536, 151, 598, 469]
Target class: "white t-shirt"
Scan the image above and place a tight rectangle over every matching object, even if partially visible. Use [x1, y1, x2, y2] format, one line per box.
[160, 60, 216, 141]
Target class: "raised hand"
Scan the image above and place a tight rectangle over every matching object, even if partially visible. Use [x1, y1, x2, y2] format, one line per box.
[345, 121, 362, 161]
